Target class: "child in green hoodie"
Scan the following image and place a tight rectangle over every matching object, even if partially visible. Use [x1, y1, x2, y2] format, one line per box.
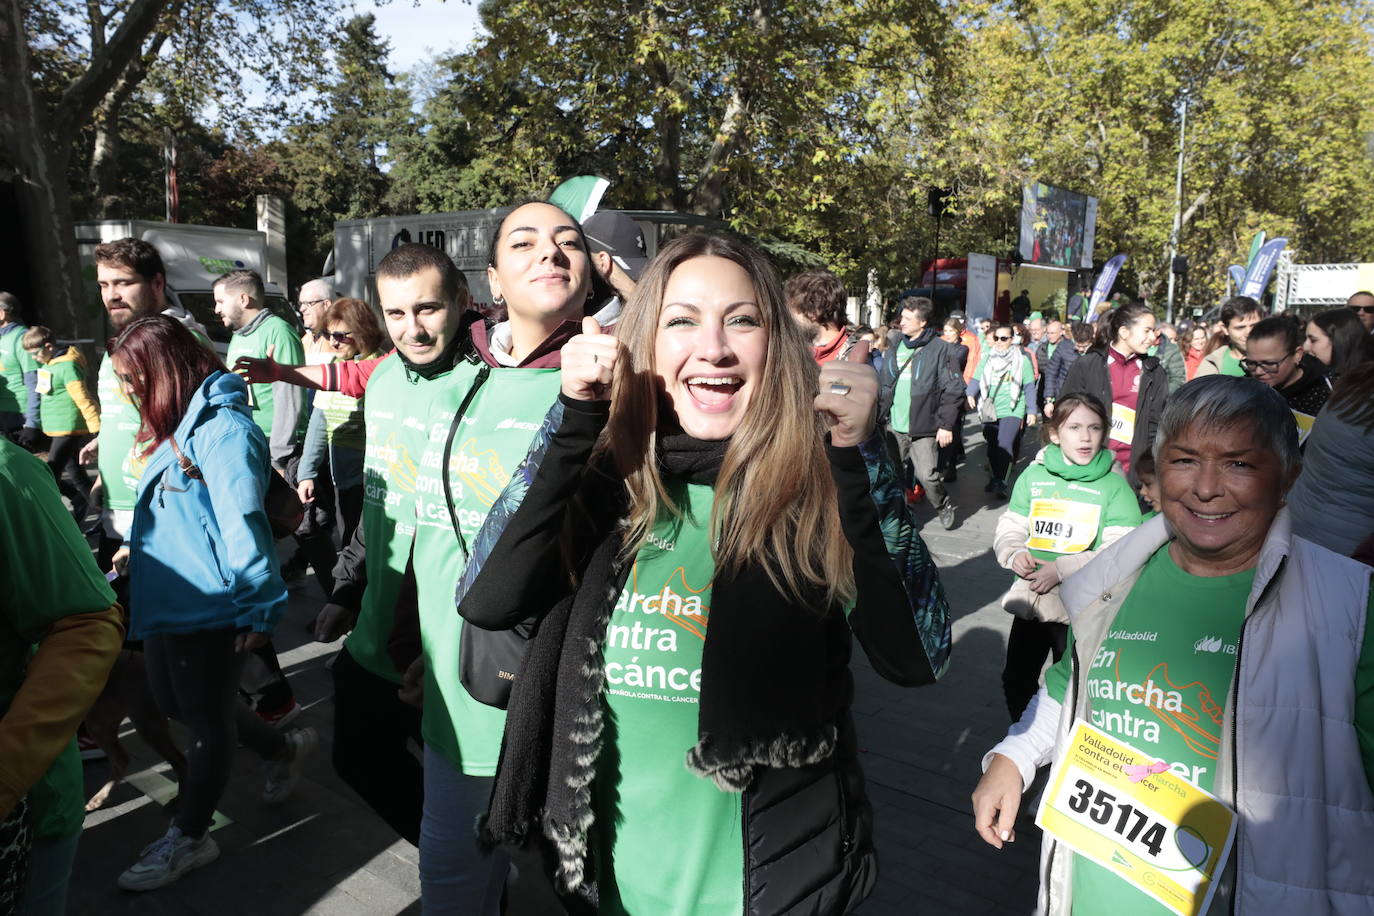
[992, 391, 1142, 720]
[22, 328, 100, 521]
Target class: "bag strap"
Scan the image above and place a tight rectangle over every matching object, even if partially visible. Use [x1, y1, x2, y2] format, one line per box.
[895, 346, 918, 380]
[167, 435, 203, 480]
[441, 365, 492, 560]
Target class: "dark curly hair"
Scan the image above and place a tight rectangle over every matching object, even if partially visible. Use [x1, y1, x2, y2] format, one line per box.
[784, 269, 848, 329]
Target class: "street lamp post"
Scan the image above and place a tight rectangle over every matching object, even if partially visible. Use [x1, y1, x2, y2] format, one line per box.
[1165, 99, 1188, 324]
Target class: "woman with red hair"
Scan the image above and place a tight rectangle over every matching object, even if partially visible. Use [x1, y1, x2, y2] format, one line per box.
[107, 315, 315, 892]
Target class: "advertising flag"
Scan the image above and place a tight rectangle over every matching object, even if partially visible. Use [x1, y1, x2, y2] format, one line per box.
[549, 176, 610, 223]
[1239, 238, 1287, 300]
[1245, 231, 1267, 273]
[1088, 254, 1127, 316]
[1227, 265, 1245, 294]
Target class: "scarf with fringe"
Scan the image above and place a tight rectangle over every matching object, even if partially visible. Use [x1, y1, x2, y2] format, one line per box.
[480, 433, 847, 908]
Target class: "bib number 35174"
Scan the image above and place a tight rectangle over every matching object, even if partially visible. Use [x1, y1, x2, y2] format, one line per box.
[1036, 721, 1236, 916]
[1064, 778, 1165, 856]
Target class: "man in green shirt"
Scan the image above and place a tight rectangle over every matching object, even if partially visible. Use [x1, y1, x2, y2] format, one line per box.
[213, 268, 318, 723]
[1195, 296, 1261, 378]
[878, 296, 964, 529]
[81, 238, 206, 551]
[0, 437, 123, 913]
[214, 269, 306, 472]
[0, 291, 41, 447]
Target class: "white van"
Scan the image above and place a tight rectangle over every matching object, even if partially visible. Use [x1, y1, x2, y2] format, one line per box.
[75, 220, 295, 353]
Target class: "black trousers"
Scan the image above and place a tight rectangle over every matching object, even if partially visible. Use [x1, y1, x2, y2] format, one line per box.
[983, 417, 1024, 483]
[144, 629, 287, 837]
[47, 434, 91, 512]
[331, 646, 423, 846]
[1001, 616, 1069, 721]
[335, 484, 364, 553]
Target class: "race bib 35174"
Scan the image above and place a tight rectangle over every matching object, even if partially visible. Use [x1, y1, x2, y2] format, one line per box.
[1037, 720, 1236, 916]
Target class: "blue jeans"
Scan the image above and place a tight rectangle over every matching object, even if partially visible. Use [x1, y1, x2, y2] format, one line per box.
[419, 744, 508, 916]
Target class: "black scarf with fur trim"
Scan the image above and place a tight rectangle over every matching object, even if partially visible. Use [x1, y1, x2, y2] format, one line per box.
[481, 432, 852, 906]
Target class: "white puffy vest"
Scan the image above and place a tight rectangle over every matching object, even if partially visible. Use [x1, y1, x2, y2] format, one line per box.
[1038, 510, 1374, 915]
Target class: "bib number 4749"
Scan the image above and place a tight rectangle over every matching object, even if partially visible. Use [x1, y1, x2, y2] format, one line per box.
[1065, 778, 1165, 856]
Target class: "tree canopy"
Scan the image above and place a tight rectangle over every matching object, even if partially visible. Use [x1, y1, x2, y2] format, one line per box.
[6, 0, 1373, 329]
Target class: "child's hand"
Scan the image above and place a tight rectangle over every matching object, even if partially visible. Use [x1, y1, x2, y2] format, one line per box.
[1026, 560, 1061, 594]
[1010, 550, 1037, 577]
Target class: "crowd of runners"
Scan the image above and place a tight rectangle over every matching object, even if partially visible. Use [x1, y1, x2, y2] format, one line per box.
[0, 205, 1371, 916]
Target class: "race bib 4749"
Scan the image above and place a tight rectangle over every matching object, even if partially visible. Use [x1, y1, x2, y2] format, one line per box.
[1026, 498, 1101, 554]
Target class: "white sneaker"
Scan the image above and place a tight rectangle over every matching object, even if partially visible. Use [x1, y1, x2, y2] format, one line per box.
[117, 825, 220, 891]
[263, 726, 318, 804]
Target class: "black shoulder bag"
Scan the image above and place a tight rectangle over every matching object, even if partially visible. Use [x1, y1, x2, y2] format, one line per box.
[439, 366, 538, 710]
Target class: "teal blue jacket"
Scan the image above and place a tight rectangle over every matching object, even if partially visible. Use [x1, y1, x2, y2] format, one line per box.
[126, 371, 286, 638]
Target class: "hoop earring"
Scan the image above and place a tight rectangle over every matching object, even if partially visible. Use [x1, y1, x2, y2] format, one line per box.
[493, 296, 506, 308]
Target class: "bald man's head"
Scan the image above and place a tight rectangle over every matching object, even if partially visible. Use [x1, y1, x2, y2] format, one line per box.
[298, 278, 336, 333]
[1349, 290, 1374, 332]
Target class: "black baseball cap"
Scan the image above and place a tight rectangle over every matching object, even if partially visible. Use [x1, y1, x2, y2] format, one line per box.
[583, 211, 648, 281]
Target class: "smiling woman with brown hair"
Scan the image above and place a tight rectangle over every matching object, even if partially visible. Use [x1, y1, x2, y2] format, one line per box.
[972, 375, 1374, 916]
[459, 233, 952, 915]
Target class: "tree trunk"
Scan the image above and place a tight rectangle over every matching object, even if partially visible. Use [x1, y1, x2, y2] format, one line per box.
[645, 7, 686, 212]
[89, 29, 169, 219]
[688, 86, 748, 218]
[90, 103, 123, 218]
[0, 0, 89, 341]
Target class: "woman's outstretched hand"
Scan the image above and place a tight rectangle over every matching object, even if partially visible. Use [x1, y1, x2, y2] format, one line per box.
[233, 344, 282, 384]
[972, 753, 1024, 849]
[815, 340, 879, 448]
[561, 316, 622, 401]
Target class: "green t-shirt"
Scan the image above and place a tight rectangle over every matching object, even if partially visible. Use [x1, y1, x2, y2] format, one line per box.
[346, 355, 563, 774]
[0, 437, 116, 838]
[225, 312, 305, 442]
[35, 349, 92, 436]
[414, 364, 562, 776]
[96, 351, 143, 511]
[1219, 348, 1245, 378]
[1007, 447, 1141, 564]
[594, 482, 744, 916]
[889, 339, 919, 435]
[315, 357, 372, 452]
[1044, 544, 1374, 915]
[348, 354, 442, 684]
[974, 350, 1035, 419]
[0, 324, 36, 416]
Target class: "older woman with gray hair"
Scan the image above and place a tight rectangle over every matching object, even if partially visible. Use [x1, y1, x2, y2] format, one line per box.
[971, 375, 1374, 915]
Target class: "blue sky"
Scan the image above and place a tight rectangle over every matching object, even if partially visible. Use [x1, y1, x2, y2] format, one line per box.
[357, 0, 485, 72]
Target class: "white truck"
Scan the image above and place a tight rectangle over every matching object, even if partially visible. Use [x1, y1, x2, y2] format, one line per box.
[75, 219, 293, 351]
[327, 209, 725, 308]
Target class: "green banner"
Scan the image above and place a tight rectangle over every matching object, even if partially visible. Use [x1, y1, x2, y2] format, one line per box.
[550, 176, 610, 223]
[1245, 231, 1267, 274]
